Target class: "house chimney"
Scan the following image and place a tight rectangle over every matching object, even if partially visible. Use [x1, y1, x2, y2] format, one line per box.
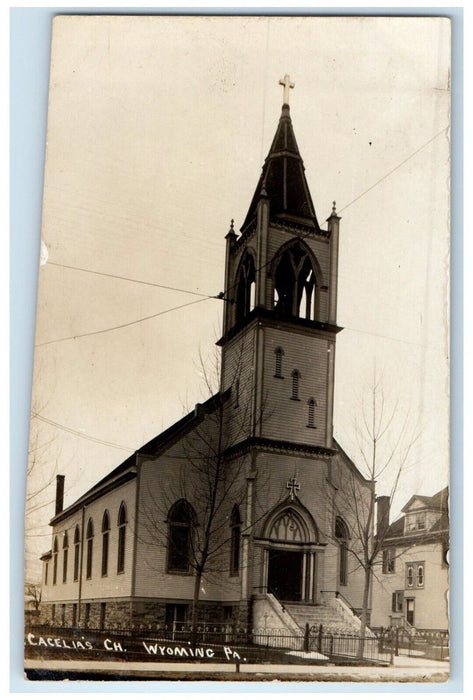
[55, 474, 65, 515]
[376, 495, 390, 537]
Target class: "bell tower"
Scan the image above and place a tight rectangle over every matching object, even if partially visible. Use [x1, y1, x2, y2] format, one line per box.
[219, 77, 342, 452]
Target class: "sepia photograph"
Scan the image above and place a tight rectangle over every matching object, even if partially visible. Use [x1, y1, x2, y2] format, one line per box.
[22, 14, 451, 683]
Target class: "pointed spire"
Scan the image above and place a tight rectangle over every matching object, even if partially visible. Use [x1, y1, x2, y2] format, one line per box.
[241, 86, 320, 233]
[225, 217, 237, 240]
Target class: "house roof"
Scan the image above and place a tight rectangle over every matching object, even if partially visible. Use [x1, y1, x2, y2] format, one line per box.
[332, 438, 372, 485]
[241, 105, 320, 233]
[383, 487, 449, 544]
[401, 486, 449, 513]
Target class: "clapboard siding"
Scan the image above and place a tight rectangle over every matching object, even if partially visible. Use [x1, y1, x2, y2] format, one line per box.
[42, 480, 136, 603]
[260, 326, 330, 446]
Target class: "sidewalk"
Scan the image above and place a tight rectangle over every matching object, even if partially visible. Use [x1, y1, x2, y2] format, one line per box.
[25, 656, 449, 683]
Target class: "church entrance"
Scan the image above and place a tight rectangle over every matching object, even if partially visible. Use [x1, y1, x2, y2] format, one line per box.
[267, 549, 303, 601]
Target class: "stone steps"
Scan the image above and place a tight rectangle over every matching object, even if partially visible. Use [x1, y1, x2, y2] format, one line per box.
[284, 603, 362, 635]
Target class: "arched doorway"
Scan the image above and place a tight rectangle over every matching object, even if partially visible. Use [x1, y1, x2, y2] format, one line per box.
[262, 504, 319, 603]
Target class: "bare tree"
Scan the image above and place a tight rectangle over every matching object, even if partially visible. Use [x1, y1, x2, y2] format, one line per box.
[139, 339, 270, 635]
[329, 371, 422, 657]
[25, 581, 42, 612]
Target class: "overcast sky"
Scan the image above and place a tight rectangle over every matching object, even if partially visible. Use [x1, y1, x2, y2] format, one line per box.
[26, 15, 450, 579]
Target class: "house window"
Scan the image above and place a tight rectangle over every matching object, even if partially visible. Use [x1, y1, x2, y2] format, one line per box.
[52, 537, 58, 585]
[274, 347, 284, 378]
[406, 561, 425, 589]
[167, 500, 194, 573]
[291, 370, 300, 400]
[44, 562, 49, 586]
[234, 379, 240, 408]
[407, 512, 427, 531]
[382, 548, 396, 574]
[392, 591, 404, 613]
[100, 602, 106, 630]
[86, 518, 94, 579]
[62, 532, 69, 583]
[101, 511, 110, 577]
[307, 398, 316, 428]
[230, 505, 241, 576]
[335, 517, 349, 586]
[73, 525, 80, 582]
[51, 603, 56, 623]
[60, 604, 66, 626]
[117, 502, 127, 574]
[84, 603, 90, 627]
[72, 603, 77, 627]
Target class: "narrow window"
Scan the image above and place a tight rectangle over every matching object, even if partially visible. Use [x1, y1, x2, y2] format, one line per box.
[234, 379, 240, 408]
[417, 564, 424, 587]
[100, 602, 106, 630]
[117, 502, 127, 574]
[168, 500, 193, 573]
[274, 347, 284, 378]
[62, 532, 69, 583]
[51, 603, 56, 623]
[84, 602, 90, 627]
[52, 537, 58, 585]
[382, 548, 395, 574]
[101, 511, 110, 577]
[86, 518, 94, 580]
[230, 505, 241, 575]
[392, 591, 403, 612]
[307, 398, 316, 428]
[73, 525, 80, 582]
[72, 603, 77, 627]
[335, 517, 349, 586]
[291, 370, 300, 400]
[44, 562, 49, 586]
[406, 565, 414, 588]
[60, 603, 66, 626]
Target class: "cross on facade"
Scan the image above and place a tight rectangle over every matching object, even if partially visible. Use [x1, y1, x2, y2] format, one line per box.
[279, 74, 295, 105]
[286, 476, 300, 500]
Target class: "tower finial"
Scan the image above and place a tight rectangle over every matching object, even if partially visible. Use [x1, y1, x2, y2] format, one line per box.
[332, 201, 337, 215]
[279, 74, 295, 105]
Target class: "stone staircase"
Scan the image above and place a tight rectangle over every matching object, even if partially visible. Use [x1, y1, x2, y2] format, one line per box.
[284, 600, 373, 637]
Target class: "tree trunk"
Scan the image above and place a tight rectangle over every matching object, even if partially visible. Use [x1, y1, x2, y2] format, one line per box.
[190, 567, 203, 647]
[357, 565, 372, 659]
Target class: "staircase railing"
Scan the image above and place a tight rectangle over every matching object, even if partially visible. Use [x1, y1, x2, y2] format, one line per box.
[320, 590, 361, 618]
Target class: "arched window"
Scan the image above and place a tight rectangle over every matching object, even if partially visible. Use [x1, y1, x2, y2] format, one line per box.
[270, 509, 307, 542]
[233, 378, 240, 408]
[274, 347, 284, 378]
[274, 242, 317, 319]
[230, 505, 241, 575]
[167, 500, 193, 573]
[101, 511, 110, 577]
[62, 532, 69, 583]
[307, 398, 316, 428]
[52, 536, 58, 585]
[235, 252, 256, 323]
[117, 502, 127, 574]
[73, 526, 80, 582]
[407, 565, 414, 588]
[335, 517, 349, 586]
[291, 370, 300, 400]
[417, 564, 424, 587]
[86, 518, 94, 580]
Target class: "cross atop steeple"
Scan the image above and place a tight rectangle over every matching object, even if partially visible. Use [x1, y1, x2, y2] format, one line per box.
[279, 74, 295, 105]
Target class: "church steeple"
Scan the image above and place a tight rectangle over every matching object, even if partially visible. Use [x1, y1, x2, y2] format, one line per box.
[241, 77, 320, 233]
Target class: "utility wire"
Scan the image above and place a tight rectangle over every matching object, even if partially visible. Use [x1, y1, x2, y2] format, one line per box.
[32, 412, 135, 452]
[47, 261, 213, 299]
[36, 297, 212, 347]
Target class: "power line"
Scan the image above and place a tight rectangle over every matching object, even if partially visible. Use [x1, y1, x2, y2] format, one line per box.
[32, 412, 135, 452]
[36, 296, 212, 347]
[47, 261, 214, 299]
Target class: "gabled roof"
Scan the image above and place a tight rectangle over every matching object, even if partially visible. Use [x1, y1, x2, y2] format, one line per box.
[332, 438, 372, 485]
[241, 105, 320, 232]
[49, 390, 230, 526]
[402, 487, 449, 513]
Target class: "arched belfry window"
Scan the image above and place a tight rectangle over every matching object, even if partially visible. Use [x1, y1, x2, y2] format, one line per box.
[270, 508, 307, 543]
[73, 526, 80, 581]
[167, 500, 194, 574]
[335, 517, 349, 586]
[274, 241, 317, 320]
[235, 252, 256, 323]
[274, 347, 284, 378]
[230, 505, 242, 575]
[117, 502, 127, 574]
[101, 511, 110, 577]
[291, 370, 301, 400]
[86, 518, 94, 580]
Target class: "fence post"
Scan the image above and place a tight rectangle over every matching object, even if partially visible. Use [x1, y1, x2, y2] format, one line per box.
[317, 624, 323, 653]
[304, 623, 309, 653]
[395, 627, 399, 656]
[329, 634, 334, 658]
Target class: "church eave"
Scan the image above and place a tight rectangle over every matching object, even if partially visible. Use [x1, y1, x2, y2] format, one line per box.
[216, 307, 343, 346]
[224, 436, 337, 460]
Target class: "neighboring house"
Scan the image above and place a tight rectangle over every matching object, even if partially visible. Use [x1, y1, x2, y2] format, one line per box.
[371, 488, 449, 632]
[36, 85, 374, 635]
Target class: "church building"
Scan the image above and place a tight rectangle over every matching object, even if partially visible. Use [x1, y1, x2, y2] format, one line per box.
[38, 78, 374, 635]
